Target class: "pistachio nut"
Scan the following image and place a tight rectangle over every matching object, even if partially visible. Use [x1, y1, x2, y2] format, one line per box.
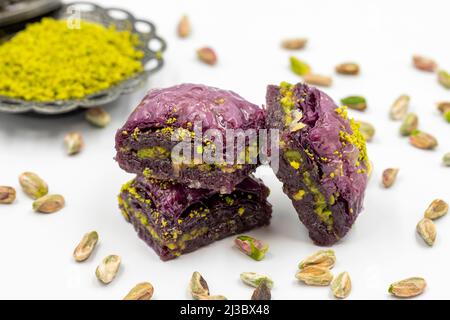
[235, 235, 269, 261]
[73, 231, 99, 262]
[197, 47, 217, 65]
[303, 74, 332, 87]
[382, 168, 399, 188]
[64, 132, 84, 155]
[389, 277, 426, 298]
[19, 172, 48, 199]
[240, 272, 274, 289]
[281, 38, 308, 50]
[409, 131, 438, 150]
[341, 96, 367, 111]
[412, 55, 437, 72]
[335, 62, 360, 75]
[177, 15, 191, 38]
[85, 107, 111, 128]
[331, 272, 352, 299]
[298, 249, 336, 269]
[424, 199, 448, 220]
[417, 218, 436, 246]
[0, 186, 16, 204]
[296, 266, 333, 286]
[123, 282, 154, 300]
[290, 56, 311, 76]
[399, 113, 418, 136]
[189, 271, 210, 299]
[390, 95, 410, 120]
[96, 255, 121, 284]
[32, 194, 65, 214]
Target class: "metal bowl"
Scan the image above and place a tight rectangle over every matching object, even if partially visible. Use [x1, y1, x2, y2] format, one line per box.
[0, 1, 166, 114]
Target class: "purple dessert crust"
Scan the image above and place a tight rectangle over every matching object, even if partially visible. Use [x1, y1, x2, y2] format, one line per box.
[115, 83, 266, 193]
[266, 82, 369, 246]
[118, 175, 272, 261]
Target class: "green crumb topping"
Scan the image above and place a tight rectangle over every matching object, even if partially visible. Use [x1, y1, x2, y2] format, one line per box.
[142, 167, 153, 178]
[339, 119, 369, 166]
[290, 161, 301, 170]
[137, 146, 170, 159]
[279, 81, 296, 125]
[293, 189, 306, 201]
[0, 18, 144, 102]
[225, 196, 235, 206]
[238, 207, 246, 216]
[132, 127, 141, 140]
[335, 106, 349, 119]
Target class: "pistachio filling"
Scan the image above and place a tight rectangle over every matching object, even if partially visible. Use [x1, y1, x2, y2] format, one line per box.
[137, 146, 171, 159]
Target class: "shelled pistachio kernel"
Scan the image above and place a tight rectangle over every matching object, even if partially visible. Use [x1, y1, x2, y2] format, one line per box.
[251, 280, 271, 300]
[281, 38, 307, 50]
[190, 271, 210, 300]
[341, 96, 367, 111]
[331, 272, 352, 299]
[437, 102, 450, 114]
[438, 70, 450, 89]
[412, 55, 437, 72]
[123, 282, 154, 300]
[177, 15, 191, 38]
[32, 194, 65, 214]
[0, 186, 16, 204]
[335, 62, 360, 75]
[390, 95, 410, 120]
[357, 121, 375, 141]
[298, 249, 336, 269]
[235, 235, 269, 261]
[290, 56, 311, 76]
[303, 74, 332, 87]
[424, 199, 448, 220]
[389, 277, 426, 298]
[85, 107, 111, 128]
[399, 113, 418, 136]
[382, 168, 399, 188]
[19, 172, 48, 200]
[96, 255, 121, 284]
[296, 266, 333, 286]
[240, 272, 274, 289]
[197, 47, 217, 65]
[409, 131, 438, 150]
[73, 231, 99, 262]
[444, 153, 450, 167]
[64, 132, 84, 155]
[417, 218, 436, 246]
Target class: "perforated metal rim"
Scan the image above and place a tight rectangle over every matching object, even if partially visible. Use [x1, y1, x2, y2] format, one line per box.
[0, 1, 166, 114]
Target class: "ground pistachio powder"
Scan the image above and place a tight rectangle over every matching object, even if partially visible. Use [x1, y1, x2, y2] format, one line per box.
[0, 18, 144, 102]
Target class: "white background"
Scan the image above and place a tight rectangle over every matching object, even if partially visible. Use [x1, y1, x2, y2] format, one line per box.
[0, 0, 449, 300]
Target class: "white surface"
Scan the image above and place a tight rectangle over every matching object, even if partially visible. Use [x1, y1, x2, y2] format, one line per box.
[0, 0, 449, 300]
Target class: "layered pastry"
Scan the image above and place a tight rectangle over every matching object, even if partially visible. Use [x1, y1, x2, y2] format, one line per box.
[118, 175, 272, 261]
[115, 83, 266, 194]
[266, 82, 369, 246]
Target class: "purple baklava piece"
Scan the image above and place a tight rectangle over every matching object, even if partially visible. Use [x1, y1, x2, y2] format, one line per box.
[115, 83, 266, 193]
[266, 82, 370, 246]
[118, 175, 272, 261]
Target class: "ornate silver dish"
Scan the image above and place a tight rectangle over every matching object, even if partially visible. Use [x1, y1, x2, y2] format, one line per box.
[0, 1, 166, 114]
